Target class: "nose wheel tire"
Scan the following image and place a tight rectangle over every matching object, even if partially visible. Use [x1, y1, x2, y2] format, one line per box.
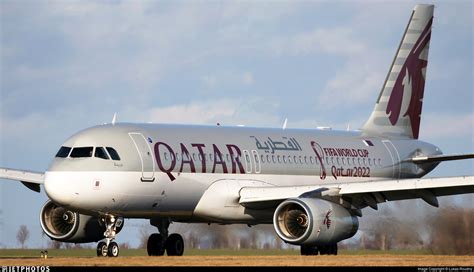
[166, 233, 184, 256]
[107, 241, 120, 257]
[97, 241, 108, 257]
[97, 241, 120, 257]
[147, 233, 165, 256]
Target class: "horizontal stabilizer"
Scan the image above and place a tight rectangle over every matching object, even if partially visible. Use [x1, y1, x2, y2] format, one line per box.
[407, 153, 474, 163]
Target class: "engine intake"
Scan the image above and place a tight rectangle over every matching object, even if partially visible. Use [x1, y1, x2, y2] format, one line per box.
[273, 198, 358, 246]
[40, 200, 122, 243]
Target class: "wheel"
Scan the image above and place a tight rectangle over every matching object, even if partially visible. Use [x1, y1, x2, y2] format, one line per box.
[319, 245, 329, 255]
[331, 244, 338, 255]
[147, 233, 165, 256]
[300, 245, 318, 256]
[96, 241, 108, 257]
[166, 233, 184, 256]
[107, 241, 119, 257]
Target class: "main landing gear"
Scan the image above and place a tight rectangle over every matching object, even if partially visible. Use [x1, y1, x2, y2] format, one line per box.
[300, 243, 338, 256]
[96, 214, 123, 257]
[147, 218, 184, 256]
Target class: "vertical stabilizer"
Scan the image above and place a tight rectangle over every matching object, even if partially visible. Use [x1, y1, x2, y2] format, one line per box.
[362, 4, 434, 139]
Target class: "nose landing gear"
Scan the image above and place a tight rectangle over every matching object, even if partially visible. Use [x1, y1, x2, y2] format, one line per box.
[96, 214, 123, 257]
[147, 217, 184, 256]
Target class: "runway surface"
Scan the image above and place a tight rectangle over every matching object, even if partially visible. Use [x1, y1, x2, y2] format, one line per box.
[1, 255, 473, 266]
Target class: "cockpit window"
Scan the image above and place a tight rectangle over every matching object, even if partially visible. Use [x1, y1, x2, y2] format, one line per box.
[106, 147, 121, 161]
[70, 147, 94, 158]
[55, 146, 71, 158]
[95, 147, 110, 160]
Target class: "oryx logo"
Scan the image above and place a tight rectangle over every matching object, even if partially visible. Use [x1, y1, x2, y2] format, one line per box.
[311, 141, 326, 180]
[385, 17, 432, 139]
[323, 210, 332, 229]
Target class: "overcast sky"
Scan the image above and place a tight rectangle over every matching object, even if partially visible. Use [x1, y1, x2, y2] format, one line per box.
[1, 0, 472, 248]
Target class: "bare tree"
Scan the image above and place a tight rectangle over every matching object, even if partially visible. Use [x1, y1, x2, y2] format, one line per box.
[16, 225, 30, 248]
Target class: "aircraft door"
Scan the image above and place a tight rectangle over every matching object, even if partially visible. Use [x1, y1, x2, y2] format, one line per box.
[129, 132, 155, 181]
[251, 150, 261, 174]
[243, 150, 252, 174]
[382, 140, 400, 179]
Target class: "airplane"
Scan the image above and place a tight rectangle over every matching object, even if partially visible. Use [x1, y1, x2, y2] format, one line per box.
[1, 4, 473, 257]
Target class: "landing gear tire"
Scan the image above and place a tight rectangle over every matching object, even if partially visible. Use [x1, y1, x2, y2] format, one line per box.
[166, 233, 184, 256]
[330, 244, 338, 255]
[97, 241, 108, 257]
[107, 241, 120, 257]
[318, 244, 338, 255]
[300, 245, 318, 256]
[147, 233, 165, 256]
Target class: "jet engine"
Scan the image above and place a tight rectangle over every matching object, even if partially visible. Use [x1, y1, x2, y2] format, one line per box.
[40, 200, 123, 243]
[273, 198, 358, 246]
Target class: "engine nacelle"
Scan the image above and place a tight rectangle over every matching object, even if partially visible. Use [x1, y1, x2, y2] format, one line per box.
[40, 200, 123, 243]
[273, 198, 358, 246]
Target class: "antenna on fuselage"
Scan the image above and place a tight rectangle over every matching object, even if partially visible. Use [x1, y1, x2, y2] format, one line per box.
[282, 118, 288, 130]
[112, 113, 117, 125]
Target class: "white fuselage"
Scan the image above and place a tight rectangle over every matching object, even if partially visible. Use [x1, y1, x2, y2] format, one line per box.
[44, 123, 441, 223]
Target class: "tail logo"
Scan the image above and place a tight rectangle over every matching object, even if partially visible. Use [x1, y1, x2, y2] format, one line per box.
[386, 17, 432, 139]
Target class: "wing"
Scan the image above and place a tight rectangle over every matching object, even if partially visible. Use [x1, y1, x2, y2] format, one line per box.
[0, 167, 45, 193]
[239, 176, 474, 211]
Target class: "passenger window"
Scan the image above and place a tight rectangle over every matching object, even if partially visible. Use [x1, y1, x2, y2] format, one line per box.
[277, 155, 281, 163]
[272, 155, 276, 163]
[261, 154, 265, 163]
[310, 156, 314, 164]
[283, 156, 287, 163]
[95, 147, 110, 160]
[55, 146, 71, 158]
[70, 147, 93, 158]
[106, 147, 121, 161]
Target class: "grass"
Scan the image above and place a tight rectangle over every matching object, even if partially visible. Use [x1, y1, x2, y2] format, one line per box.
[0, 248, 434, 258]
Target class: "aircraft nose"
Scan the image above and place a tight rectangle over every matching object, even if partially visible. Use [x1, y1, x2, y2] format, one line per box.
[44, 172, 76, 206]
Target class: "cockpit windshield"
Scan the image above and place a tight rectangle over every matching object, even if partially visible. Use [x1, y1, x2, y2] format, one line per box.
[106, 147, 121, 161]
[55, 146, 121, 160]
[95, 147, 110, 160]
[55, 146, 71, 158]
[70, 147, 94, 158]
